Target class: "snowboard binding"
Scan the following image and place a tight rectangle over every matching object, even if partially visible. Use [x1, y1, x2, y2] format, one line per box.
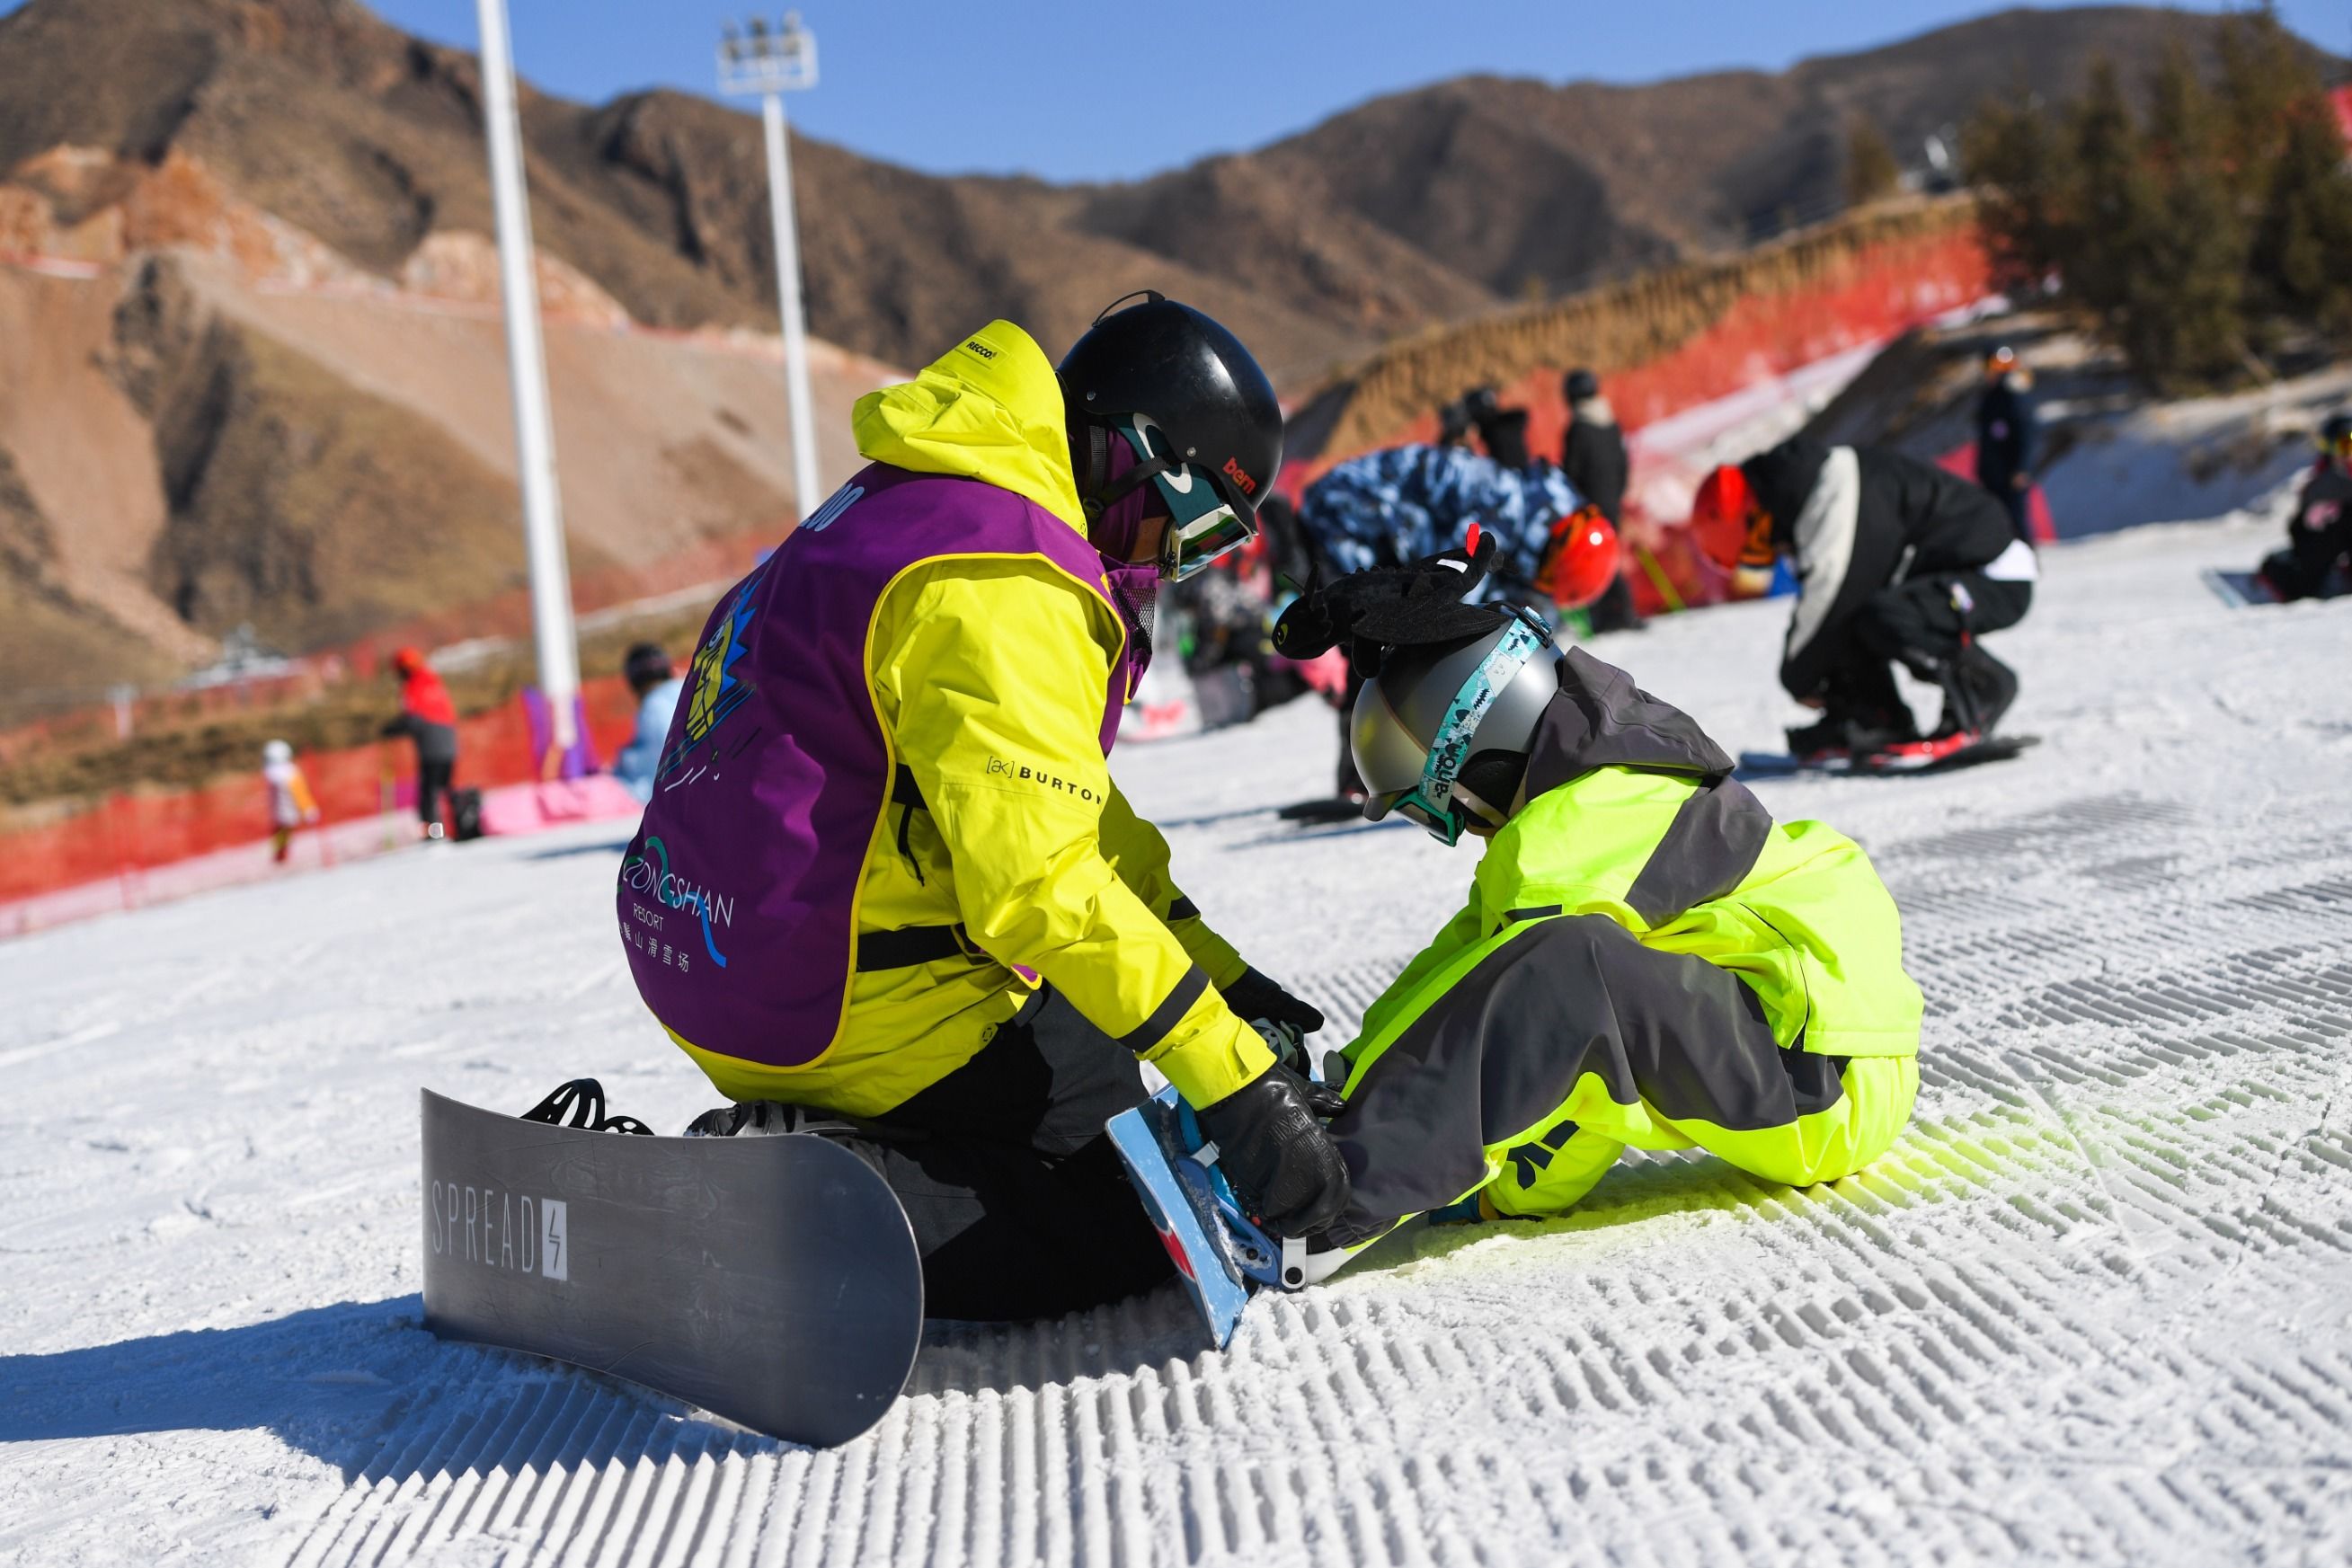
[1105, 1086, 1320, 1350]
[519, 1077, 654, 1135]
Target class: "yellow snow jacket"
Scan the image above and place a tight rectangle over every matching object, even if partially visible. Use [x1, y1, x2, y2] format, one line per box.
[671, 321, 1273, 1116]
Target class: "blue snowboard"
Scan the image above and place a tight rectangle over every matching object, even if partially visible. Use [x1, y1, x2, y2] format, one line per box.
[1105, 1088, 1292, 1349]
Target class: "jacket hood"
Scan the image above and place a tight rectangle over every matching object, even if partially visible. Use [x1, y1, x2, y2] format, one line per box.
[850, 320, 1088, 532]
[1741, 434, 1830, 538]
[1521, 647, 1735, 799]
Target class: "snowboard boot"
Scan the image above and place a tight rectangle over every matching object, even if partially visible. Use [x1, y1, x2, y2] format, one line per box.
[1939, 642, 2019, 737]
[684, 1098, 895, 1180]
[1785, 715, 1855, 767]
[684, 1099, 869, 1138]
[520, 1077, 654, 1135]
[1788, 709, 1917, 768]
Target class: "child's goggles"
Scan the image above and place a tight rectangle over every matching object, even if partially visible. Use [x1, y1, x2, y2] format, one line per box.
[1115, 417, 1256, 581]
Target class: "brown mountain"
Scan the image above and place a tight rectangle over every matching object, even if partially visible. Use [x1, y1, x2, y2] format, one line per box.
[4, 0, 2329, 379]
[0, 0, 2337, 713]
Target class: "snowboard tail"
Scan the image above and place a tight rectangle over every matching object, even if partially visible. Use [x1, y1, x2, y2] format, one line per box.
[420, 1089, 921, 1447]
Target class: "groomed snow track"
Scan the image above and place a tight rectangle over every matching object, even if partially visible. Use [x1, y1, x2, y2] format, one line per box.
[5, 506, 2350, 1566]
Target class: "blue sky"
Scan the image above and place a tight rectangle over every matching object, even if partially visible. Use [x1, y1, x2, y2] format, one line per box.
[11, 1, 2349, 182]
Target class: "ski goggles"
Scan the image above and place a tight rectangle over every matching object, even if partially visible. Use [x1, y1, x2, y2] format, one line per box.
[1374, 613, 1552, 846]
[2327, 430, 2352, 463]
[1114, 417, 1256, 581]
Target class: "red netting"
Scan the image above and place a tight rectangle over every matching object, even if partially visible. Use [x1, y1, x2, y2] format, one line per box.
[0, 675, 645, 904]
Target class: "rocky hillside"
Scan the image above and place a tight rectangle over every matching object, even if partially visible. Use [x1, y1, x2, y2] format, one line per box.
[4, 1, 2328, 378]
[0, 0, 2336, 712]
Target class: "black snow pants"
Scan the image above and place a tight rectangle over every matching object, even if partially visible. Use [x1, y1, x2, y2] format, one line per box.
[419, 758, 455, 829]
[856, 988, 1172, 1321]
[1829, 572, 2031, 731]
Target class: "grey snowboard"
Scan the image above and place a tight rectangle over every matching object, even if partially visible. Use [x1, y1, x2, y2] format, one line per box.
[420, 1089, 921, 1447]
[2200, 569, 2280, 609]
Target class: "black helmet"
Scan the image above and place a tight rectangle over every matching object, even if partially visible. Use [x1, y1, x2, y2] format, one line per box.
[1564, 367, 1600, 403]
[1058, 292, 1283, 580]
[2323, 411, 2352, 448]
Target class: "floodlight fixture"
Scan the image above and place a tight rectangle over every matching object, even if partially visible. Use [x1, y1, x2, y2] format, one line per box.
[717, 12, 818, 98]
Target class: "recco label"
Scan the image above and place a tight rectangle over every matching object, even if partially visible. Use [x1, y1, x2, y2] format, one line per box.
[429, 1180, 569, 1282]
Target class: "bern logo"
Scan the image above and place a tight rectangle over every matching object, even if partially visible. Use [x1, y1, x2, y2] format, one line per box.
[1221, 456, 1258, 495]
[962, 339, 997, 360]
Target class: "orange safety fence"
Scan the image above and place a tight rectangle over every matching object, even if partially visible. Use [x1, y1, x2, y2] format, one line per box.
[0, 523, 772, 763]
[1283, 221, 1993, 620]
[0, 675, 645, 905]
[1348, 226, 1991, 483]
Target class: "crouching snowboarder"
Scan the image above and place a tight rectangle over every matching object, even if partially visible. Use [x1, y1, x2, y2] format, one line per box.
[2257, 412, 2352, 603]
[1270, 542, 1922, 1282]
[610, 297, 1349, 1322]
[1691, 435, 2037, 769]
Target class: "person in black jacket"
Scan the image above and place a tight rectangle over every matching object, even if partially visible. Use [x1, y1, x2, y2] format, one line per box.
[1438, 385, 1534, 468]
[1559, 367, 1640, 631]
[1975, 347, 2039, 542]
[2258, 413, 2352, 602]
[1691, 435, 2038, 768]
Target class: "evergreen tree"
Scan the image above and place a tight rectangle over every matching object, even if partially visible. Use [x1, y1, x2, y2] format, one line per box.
[2253, 103, 2352, 341]
[1844, 118, 1903, 208]
[1963, 85, 2074, 294]
[1958, 10, 2347, 386]
[2124, 45, 2249, 386]
[2061, 61, 2152, 346]
[2212, 7, 2304, 175]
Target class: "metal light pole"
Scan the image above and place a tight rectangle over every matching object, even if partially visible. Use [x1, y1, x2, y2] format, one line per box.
[719, 13, 822, 518]
[475, 0, 581, 758]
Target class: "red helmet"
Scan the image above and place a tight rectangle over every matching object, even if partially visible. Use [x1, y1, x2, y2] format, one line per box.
[1538, 504, 1621, 610]
[1691, 465, 1771, 571]
[391, 645, 427, 676]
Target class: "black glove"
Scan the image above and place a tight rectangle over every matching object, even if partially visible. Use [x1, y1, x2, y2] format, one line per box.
[1272, 533, 1510, 677]
[1220, 968, 1325, 1035]
[1196, 1065, 1353, 1236]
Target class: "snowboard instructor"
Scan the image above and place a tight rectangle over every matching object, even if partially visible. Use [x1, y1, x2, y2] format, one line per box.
[617, 296, 1350, 1320]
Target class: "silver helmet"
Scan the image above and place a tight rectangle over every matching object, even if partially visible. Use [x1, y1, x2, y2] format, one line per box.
[1351, 612, 1561, 844]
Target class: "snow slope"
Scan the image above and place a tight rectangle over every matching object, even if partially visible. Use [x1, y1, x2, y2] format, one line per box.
[6, 493, 2352, 1567]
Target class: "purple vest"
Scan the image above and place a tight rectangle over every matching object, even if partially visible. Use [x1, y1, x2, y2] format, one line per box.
[617, 464, 1130, 1069]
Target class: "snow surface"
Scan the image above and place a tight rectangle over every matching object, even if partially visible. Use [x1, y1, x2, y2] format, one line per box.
[7, 492, 2352, 1567]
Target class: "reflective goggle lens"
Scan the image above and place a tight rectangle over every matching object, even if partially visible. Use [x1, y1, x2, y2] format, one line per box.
[1392, 791, 1462, 846]
[1163, 498, 1254, 580]
[1118, 418, 1260, 581]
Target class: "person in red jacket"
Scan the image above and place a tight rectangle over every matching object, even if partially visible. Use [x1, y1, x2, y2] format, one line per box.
[381, 646, 460, 840]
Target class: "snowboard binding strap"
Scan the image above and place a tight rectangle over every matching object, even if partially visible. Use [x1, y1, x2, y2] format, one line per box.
[520, 1078, 654, 1136]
